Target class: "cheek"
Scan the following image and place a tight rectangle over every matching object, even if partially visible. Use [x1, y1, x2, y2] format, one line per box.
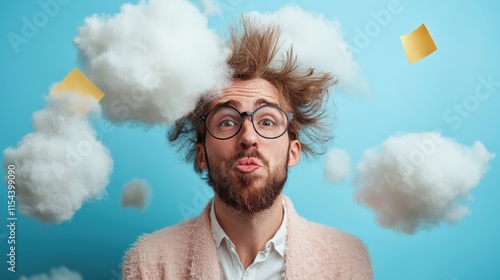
[265, 140, 290, 165]
[205, 139, 236, 161]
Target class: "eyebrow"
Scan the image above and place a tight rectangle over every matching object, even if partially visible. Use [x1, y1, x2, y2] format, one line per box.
[255, 98, 278, 107]
[214, 99, 240, 108]
[213, 98, 278, 109]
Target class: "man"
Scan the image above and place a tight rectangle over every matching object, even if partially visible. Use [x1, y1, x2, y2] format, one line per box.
[123, 18, 373, 279]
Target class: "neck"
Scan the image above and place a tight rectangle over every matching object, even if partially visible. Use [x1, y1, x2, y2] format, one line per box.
[213, 193, 284, 269]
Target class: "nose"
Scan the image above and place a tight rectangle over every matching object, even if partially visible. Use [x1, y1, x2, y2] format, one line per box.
[237, 116, 258, 149]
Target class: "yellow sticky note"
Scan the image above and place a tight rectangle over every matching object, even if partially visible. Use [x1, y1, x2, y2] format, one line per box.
[400, 24, 437, 64]
[50, 68, 104, 115]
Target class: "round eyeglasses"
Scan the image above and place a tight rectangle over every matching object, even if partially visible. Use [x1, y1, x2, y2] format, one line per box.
[199, 104, 294, 140]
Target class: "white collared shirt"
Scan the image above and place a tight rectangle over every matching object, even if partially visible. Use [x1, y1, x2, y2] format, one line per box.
[210, 200, 287, 280]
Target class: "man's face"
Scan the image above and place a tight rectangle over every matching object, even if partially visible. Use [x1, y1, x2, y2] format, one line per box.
[196, 78, 301, 214]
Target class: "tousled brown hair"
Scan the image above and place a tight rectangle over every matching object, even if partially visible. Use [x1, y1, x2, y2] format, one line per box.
[168, 17, 336, 173]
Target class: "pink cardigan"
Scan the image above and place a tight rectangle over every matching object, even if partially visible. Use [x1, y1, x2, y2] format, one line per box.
[122, 196, 373, 279]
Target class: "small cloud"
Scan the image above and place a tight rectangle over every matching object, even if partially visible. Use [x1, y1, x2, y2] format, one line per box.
[199, 0, 221, 16]
[121, 178, 152, 211]
[324, 148, 351, 184]
[19, 266, 83, 280]
[247, 5, 369, 95]
[74, 0, 231, 125]
[3, 94, 113, 224]
[353, 132, 494, 234]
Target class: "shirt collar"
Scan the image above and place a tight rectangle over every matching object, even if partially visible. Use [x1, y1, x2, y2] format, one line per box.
[210, 199, 288, 256]
[270, 199, 287, 256]
[210, 199, 227, 248]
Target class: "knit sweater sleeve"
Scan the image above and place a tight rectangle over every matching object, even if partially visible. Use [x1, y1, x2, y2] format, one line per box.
[284, 211, 373, 279]
[315, 224, 373, 279]
[338, 232, 373, 279]
[121, 220, 196, 280]
[122, 233, 165, 280]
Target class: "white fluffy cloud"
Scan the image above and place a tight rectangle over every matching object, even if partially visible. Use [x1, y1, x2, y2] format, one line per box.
[199, 0, 221, 15]
[19, 266, 83, 280]
[3, 94, 113, 224]
[353, 132, 494, 234]
[74, 0, 231, 125]
[247, 5, 368, 95]
[324, 148, 351, 184]
[121, 178, 152, 211]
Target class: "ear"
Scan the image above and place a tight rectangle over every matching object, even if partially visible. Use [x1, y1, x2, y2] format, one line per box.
[196, 143, 208, 170]
[287, 140, 301, 167]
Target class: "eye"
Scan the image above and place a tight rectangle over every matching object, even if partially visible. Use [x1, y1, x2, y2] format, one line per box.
[259, 119, 275, 127]
[220, 120, 236, 127]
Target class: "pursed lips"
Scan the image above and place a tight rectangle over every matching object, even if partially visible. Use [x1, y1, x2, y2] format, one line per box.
[234, 158, 261, 173]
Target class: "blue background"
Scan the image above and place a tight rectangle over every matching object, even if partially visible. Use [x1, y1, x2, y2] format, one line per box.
[1, 0, 499, 279]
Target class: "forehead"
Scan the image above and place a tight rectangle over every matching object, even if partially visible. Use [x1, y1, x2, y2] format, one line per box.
[210, 78, 284, 109]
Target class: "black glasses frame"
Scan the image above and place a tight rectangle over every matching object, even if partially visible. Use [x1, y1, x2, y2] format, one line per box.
[199, 104, 294, 140]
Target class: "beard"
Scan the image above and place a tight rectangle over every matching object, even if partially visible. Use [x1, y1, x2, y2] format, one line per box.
[206, 148, 288, 214]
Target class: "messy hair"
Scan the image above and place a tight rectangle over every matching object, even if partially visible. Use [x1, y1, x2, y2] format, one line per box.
[168, 17, 336, 173]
